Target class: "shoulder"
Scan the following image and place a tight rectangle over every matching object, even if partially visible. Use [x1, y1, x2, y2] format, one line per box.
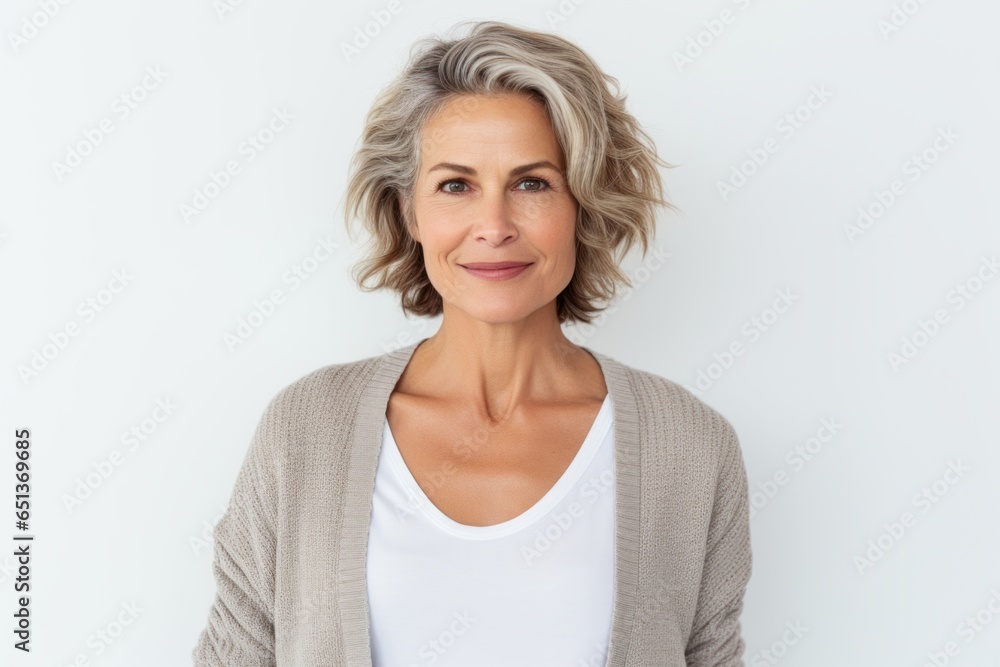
[599, 352, 743, 469]
[248, 348, 391, 455]
[269, 350, 385, 414]
[635, 365, 737, 441]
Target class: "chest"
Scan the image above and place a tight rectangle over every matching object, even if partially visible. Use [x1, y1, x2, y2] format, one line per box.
[385, 395, 607, 527]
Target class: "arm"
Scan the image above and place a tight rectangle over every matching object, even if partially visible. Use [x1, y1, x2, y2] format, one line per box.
[191, 399, 281, 666]
[685, 419, 753, 667]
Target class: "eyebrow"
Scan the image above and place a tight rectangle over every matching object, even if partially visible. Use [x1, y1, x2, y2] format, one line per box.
[426, 160, 562, 176]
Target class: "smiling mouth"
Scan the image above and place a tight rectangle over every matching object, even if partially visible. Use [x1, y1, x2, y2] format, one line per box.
[459, 262, 532, 270]
[459, 263, 533, 281]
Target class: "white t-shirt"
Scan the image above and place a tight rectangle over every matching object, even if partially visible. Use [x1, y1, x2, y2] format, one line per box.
[367, 393, 616, 667]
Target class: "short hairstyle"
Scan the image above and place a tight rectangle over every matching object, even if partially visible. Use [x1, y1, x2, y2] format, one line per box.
[342, 20, 674, 324]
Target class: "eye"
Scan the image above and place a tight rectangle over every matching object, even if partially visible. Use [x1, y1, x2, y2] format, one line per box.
[516, 177, 551, 192]
[436, 179, 469, 194]
[433, 176, 553, 195]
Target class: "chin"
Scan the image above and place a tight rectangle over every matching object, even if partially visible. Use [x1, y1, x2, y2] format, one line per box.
[453, 300, 538, 325]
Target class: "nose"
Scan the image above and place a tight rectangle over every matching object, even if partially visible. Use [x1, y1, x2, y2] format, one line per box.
[471, 187, 518, 245]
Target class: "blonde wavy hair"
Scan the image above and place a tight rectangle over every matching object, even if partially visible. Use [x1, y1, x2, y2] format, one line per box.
[342, 20, 674, 325]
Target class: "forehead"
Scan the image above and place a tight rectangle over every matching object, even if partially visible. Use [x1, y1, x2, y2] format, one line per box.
[428, 91, 546, 120]
[419, 92, 563, 163]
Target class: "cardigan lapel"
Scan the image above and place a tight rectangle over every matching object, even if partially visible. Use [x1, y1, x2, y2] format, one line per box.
[336, 339, 641, 667]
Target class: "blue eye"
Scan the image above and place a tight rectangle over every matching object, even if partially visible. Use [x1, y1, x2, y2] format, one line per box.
[437, 179, 468, 193]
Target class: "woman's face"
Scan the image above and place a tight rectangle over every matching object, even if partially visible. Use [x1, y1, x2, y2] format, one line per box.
[405, 92, 578, 325]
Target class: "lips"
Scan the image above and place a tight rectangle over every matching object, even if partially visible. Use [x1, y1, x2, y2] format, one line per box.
[459, 262, 532, 269]
[459, 262, 532, 281]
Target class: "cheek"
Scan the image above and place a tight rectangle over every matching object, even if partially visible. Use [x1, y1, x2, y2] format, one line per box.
[515, 192, 573, 219]
[415, 227, 463, 270]
[535, 205, 577, 250]
[413, 202, 459, 240]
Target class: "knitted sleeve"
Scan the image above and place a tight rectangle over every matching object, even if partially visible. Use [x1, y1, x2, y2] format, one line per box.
[191, 396, 281, 666]
[684, 417, 753, 667]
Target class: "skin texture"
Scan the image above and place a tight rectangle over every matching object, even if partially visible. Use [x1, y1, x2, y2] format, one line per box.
[388, 92, 609, 526]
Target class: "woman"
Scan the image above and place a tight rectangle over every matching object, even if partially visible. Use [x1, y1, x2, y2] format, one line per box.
[192, 20, 751, 667]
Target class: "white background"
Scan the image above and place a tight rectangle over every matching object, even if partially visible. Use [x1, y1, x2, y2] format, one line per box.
[2, 0, 999, 665]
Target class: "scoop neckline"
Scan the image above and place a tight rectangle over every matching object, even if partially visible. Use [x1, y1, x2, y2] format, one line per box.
[382, 393, 613, 540]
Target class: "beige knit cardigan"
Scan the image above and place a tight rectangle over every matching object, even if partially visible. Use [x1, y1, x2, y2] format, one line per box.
[191, 340, 752, 666]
